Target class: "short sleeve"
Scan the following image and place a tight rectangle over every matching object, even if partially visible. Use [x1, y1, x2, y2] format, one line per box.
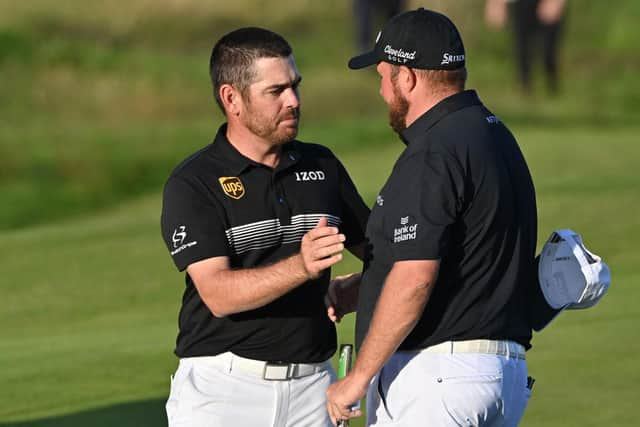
[336, 159, 370, 248]
[160, 176, 229, 271]
[385, 148, 463, 261]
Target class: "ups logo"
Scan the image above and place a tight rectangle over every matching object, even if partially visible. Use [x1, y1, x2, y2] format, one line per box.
[218, 177, 245, 200]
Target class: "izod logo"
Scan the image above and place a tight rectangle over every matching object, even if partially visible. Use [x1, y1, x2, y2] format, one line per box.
[218, 177, 245, 200]
[295, 170, 325, 182]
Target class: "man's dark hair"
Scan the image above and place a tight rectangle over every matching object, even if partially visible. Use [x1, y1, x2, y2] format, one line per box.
[209, 27, 292, 112]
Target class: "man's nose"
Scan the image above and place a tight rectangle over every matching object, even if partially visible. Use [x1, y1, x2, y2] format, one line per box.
[284, 87, 300, 109]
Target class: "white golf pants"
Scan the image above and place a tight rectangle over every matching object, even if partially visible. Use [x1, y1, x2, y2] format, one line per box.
[366, 341, 531, 426]
[166, 355, 335, 427]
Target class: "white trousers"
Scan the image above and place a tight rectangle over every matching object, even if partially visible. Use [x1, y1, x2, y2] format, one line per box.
[366, 345, 531, 426]
[166, 356, 335, 427]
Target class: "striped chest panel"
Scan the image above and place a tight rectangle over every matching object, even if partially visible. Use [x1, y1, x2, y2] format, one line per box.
[225, 213, 342, 256]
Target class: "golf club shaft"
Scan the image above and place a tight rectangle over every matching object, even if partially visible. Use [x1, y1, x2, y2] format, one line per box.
[337, 344, 353, 427]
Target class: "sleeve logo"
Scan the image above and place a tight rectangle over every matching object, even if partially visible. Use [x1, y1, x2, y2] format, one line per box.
[393, 216, 418, 243]
[172, 226, 187, 247]
[218, 176, 245, 199]
[170, 225, 198, 255]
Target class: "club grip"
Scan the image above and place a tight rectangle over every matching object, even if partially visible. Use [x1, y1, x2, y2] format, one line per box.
[337, 344, 353, 427]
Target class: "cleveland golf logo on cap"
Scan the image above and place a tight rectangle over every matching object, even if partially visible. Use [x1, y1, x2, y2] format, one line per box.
[384, 45, 417, 64]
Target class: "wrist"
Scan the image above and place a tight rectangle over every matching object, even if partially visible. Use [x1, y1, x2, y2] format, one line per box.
[350, 364, 375, 388]
[291, 253, 313, 281]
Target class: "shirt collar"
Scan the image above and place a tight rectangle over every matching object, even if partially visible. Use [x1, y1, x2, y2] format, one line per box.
[276, 142, 302, 173]
[210, 124, 302, 175]
[400, 90, 482, 145]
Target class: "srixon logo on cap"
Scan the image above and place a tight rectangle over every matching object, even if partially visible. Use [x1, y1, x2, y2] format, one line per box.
[218, 176, 245, 200]
[440, 53, 465, 65]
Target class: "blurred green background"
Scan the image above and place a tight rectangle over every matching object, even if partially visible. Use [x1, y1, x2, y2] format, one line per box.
[1, 0, 638, 426]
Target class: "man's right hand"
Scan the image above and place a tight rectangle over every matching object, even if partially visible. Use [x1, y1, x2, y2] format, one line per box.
[326, 273, 361, 323]
[299, 217, 346, 279]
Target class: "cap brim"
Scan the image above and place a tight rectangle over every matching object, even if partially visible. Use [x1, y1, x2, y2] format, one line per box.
[529, 255, 562, 331]
[348, 50, 379, 69]
[538, 238, 569, 310]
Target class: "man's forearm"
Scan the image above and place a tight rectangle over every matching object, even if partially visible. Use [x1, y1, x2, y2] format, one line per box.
[191, 217, 346, 317]
[197, 254, 310, 317]
[351, 260, 438, 384]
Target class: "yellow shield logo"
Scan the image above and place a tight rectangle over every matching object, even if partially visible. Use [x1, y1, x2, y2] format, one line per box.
[218, 177, 245, 200]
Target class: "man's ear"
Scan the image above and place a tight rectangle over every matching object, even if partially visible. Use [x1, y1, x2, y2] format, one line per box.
[219, 84, 242, 116]
[399, 66, 417, 92]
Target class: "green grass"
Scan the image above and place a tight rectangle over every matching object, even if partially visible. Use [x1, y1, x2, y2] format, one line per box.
[1, 0, 640, 425]
[2, 0, 639, 229]
[2, 124, 640, 426]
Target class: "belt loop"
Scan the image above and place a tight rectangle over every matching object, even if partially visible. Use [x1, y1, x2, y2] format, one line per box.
[289, 364, 296, 379]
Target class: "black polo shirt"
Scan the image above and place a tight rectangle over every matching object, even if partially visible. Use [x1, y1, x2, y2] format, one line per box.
[355, 90, 537, 351]
[161, 124, 369, 362]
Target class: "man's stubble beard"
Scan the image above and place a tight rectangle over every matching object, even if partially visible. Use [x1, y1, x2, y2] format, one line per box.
[243, 102, 300, 145]
[388, 81, 409, 135]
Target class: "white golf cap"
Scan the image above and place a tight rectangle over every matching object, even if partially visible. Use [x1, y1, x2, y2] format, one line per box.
[538, 229, 611, 310]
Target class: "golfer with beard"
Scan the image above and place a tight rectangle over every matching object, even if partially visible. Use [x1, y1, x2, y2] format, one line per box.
[161, 27, 369, 427]
[326, 8, 537, 427]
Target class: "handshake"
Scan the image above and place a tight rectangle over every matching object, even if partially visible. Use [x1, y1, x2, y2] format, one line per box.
[298, 217, 361, 323]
